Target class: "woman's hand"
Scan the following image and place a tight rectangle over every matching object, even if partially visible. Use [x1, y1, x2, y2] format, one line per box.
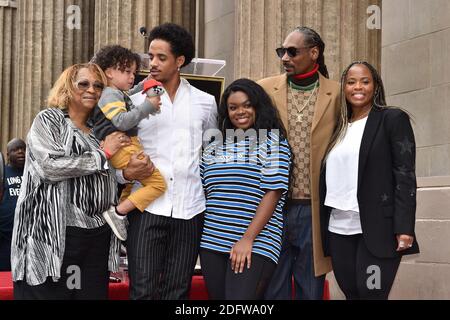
[228, 190, 282, 274]
[103, 131, 131, 157]
[123, 151, 154, 181]
[230, 236, 254, 274]
[396, 234, 414, 251]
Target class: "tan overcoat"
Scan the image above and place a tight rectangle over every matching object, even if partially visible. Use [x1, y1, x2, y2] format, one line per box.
[258, 73, 340, 276]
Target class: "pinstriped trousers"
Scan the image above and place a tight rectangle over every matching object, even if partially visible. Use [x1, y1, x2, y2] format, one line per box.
[126, 210, 204, 300]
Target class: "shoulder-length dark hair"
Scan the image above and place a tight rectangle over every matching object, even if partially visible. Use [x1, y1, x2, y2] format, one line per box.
[218, 78, 287, 139]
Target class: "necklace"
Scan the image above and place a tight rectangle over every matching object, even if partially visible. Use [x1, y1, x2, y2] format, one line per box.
[349, 109, 371, 127]
[289, 81, 318, 120]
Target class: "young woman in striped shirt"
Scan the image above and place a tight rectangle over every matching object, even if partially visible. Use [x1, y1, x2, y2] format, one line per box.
[200, 79, 292, 300]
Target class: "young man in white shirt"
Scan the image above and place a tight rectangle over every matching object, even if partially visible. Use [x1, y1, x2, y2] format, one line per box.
[124, 23, 218, 300]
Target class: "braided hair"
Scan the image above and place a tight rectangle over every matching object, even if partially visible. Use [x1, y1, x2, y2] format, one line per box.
[293, 27, 329, 78]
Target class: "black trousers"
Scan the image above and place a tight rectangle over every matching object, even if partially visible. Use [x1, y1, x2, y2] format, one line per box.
[14, 224, 111, 300]
[328, 232, 401, 300]
[200, 249, 276, 300]
[126, 210, 203, 300]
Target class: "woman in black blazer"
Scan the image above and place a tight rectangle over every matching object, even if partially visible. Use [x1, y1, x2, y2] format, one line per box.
[319, 61, 419, 300]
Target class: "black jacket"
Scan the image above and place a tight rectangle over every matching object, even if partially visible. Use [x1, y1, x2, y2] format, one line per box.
[319, 107, 420, 258]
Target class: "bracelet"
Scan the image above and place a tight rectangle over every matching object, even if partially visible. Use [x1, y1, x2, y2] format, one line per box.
[122, 170, 135, 184]
[102, 147, 112, 160]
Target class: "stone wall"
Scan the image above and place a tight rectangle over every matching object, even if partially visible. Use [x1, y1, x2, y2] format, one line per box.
[382, 0, 450, 177]
[0, 0, 96, 150]
[381, 0, 450, 299]
[234, 0, 381, 82]
[94, 0, 196, 54]
[0, 1, 17, 153]
[11, 0, 96, 141]
[200, 0, 235, 85]
[0, 0, 195, 152]
[390, 177, 450, 299]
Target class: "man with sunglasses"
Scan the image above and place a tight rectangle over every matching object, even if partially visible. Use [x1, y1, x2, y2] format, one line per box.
[258, 26, 340, 300]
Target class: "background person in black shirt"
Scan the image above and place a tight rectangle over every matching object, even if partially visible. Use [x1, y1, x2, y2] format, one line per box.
[0, 138, 25, 271]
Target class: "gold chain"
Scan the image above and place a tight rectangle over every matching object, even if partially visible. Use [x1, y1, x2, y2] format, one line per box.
[349, 108, 371, 127]
[289, 82, 318, 120]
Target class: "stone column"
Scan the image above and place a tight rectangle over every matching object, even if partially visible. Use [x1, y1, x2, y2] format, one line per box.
[94, 0, 196, 54]
[234, 0, 381, 81]
[0, 0, 17, 152]
[12, 0, 95, 140]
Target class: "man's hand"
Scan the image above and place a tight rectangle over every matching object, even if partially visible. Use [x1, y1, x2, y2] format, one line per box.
[123, 151, 154, 181]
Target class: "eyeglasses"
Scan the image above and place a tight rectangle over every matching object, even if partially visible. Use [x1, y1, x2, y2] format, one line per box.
[275, 46, 313, 58]
[74, 80, 105, 92]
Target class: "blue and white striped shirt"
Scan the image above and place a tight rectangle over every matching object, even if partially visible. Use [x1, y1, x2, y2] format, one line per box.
[200, 132, 291, 264]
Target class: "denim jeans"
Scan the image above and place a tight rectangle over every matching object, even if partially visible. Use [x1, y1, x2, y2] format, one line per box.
[265, 202, 325, 300]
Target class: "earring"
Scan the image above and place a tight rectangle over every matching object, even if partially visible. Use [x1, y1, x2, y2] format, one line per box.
[177, 66, 181, 72]
[374, 87, 380, 98]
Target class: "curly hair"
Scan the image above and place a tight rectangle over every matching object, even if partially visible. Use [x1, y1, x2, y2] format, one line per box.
[148, 23, 194, 68]
[91, 45, 141, 72]
[47, 63, 107, 109]
[218, 78, 288, 140]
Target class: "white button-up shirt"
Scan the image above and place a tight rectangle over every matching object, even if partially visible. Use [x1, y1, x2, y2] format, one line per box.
[134, 78, 218, 220]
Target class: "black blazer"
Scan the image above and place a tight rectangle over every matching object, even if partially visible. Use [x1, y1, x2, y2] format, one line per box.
[319, 107, 420, 259]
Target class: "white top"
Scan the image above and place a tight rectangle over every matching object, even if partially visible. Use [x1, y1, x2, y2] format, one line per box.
[134, 78, 218, 220]
[325, 117, 368, 234]
[328, 208, 362, 235]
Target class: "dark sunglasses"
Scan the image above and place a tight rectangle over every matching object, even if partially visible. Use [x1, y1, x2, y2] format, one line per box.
[74, 80, 105, 92]
[275, 46, 313, 58]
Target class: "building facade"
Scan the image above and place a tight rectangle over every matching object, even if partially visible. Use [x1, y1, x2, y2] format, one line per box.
[0, 0, 448, 299]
